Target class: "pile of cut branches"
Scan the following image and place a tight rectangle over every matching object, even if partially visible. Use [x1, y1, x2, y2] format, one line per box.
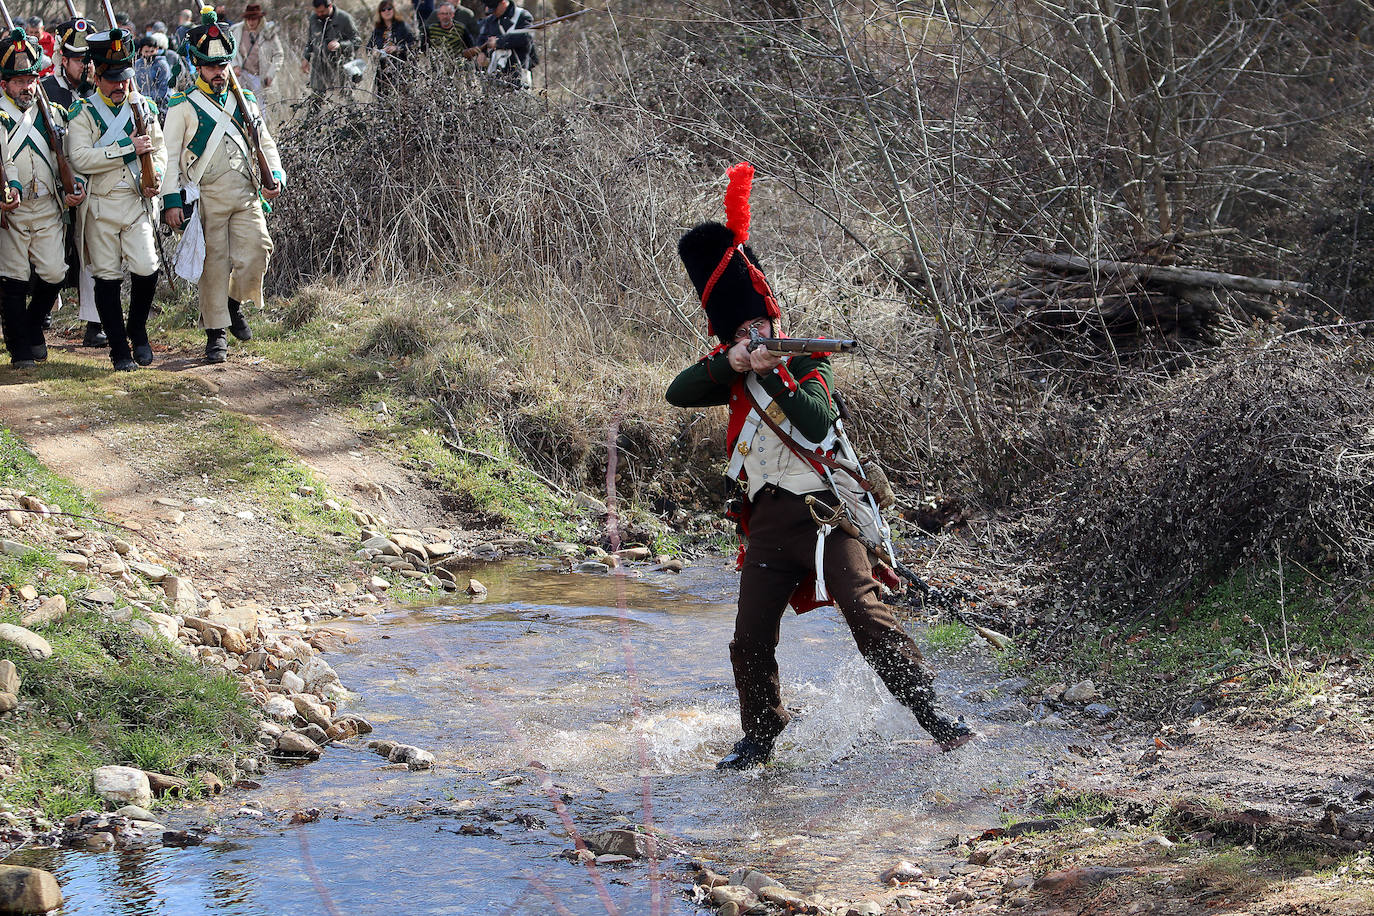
[993, 250, 1312, 346]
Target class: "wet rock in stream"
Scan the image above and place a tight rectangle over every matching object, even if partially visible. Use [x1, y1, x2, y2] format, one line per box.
[0, 864, 64, 913]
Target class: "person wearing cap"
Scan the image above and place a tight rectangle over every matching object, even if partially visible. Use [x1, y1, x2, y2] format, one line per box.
[0, 27, 87, 368]
[665, 163, 975, 770]
[469, 0, 535, 89]
[42, 19, 94, 107]
[65, 26, 166, 372]
[229, 3, 282, 114]
[161, 9, 283, 364]
[135, 36, 172, 111]
[41, 16, 107, 350]
[301, 0, 359, 102]
[150, 32, 185, 88]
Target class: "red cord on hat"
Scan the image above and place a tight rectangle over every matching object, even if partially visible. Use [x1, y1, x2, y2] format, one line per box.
[700, 162, 780, 322]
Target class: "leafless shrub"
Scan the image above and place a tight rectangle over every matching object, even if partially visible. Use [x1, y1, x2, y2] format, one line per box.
[234, 1, 1374, 614]
[1022, 335, 1374, 631]
[1304, 155, 1374, 319]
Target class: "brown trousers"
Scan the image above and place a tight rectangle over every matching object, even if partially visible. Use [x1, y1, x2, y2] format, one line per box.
[732, 487, 959, 744]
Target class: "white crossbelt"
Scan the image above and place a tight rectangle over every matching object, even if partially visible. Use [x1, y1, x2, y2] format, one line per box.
[89, 95, 141, 188]
[90, 95, 134, 148]
[186, 91, 251, 185]
[1, 98, 57, 196]
[1, 101, 45, 157]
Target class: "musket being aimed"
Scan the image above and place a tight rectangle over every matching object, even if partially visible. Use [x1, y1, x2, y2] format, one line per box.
[95, 0, 158, 195]
[747, 327, 858, 355]
[462, 7, 598, 60]
[0, 0, 79, 200]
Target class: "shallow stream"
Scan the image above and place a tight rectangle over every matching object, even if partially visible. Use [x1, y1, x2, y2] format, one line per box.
[18, 558, 1080, 914]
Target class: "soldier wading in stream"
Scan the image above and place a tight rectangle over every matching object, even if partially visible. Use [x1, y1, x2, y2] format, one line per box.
[666, 163, 974, 770]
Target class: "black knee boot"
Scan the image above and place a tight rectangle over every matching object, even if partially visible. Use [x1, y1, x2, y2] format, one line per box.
[26, 279, 63, 362]
[128, 272, 158, 366]
[866, 634, 973, 750]
[1, 277, 34, 366]
[93, 278, 135, 370]
[227, 297, 252, 341]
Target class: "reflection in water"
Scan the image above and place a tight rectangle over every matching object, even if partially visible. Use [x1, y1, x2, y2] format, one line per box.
[17, 559, 1077, 914]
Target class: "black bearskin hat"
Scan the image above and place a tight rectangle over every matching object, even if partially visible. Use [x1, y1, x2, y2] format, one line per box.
[678, 163, 780, 344]
[87, 28, 135, 80]
[0, 28, 41, 78]
[187, 6, 234, 64]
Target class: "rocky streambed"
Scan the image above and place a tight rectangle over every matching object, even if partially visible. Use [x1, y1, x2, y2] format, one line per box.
[10, 556, 1102, 915]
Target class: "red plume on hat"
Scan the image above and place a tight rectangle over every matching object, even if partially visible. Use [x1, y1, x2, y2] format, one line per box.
[723, 161, 753, 246]
[677, 161, 781, 343]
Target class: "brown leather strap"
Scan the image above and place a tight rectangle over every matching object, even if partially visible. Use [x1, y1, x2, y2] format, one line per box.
[742, 382, 873, 492]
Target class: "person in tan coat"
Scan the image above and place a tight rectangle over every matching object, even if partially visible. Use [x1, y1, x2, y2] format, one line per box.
[229, 4, 283, 115]
[161, 8, 284, 363]
[0, 27, 87, 368]
[65, 27, 165, 371]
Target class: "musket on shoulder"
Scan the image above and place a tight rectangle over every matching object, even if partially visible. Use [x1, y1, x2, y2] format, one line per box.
[225, 67, 277, 193]
[748, 327, 858, 355]
[0, 0, 78, 198]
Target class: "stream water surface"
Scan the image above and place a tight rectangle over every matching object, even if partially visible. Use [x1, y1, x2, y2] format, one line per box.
[17, 558, 1081, 914]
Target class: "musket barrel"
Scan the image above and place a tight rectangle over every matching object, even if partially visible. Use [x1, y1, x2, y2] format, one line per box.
[226, 67, 278, 192]
[746, 329, 859, 354]
[91, 0, 158, 193]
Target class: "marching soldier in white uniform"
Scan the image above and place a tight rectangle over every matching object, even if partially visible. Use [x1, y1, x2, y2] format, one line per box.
[161, 7, 283, 364]
[0, 28, 86, 367]
[65, 27, 166, 371]
[41, 16, 106, 349]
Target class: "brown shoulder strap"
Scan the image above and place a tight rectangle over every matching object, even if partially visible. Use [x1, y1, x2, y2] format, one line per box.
[742, 382, 872, 492]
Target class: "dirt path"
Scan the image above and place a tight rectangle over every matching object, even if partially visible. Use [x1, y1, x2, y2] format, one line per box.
[0, 342, 465, 607]
[131, 352, 451, 529]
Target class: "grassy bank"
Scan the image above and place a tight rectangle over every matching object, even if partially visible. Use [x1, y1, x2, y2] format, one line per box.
[1008, 561, 1374, 722]
[0, 426, 257, 819]
[149, 282, 708, 554]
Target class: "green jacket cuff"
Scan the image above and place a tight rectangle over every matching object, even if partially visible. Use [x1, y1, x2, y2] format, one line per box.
[163, 192, 183, 210]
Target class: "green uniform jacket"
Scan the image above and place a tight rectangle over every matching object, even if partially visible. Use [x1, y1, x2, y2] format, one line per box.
[665, 352, 837, 443]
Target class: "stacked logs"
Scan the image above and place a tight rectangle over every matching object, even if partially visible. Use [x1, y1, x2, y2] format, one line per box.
[992, 251, 1311, 345]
